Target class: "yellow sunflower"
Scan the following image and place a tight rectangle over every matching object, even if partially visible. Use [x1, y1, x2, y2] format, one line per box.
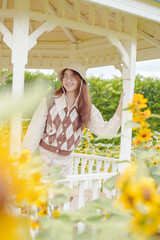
[133, 109, 151, 123]
[133, 94, 148, 109]
[135, 128, 153, 143]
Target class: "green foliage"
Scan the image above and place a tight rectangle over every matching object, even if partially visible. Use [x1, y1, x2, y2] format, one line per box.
[0, 70, 60, 118]
[0, 69, 60, 96]
[24, 71, 60, 92]
[87, 74, 160, 134]
[87, 76, 123, 145]
[87, 76, 123, 121]
[150, 164, 160, 184]
[104, 174, 119, 191]
[135, 74, 160, 131]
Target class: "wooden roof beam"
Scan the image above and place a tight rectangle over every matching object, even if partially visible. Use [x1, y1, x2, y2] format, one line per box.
[138, 28, 160, 49]
[137, 47, 160, 61]
[29, 11, 131, 40]
[29, 21, 34, 33]
[88, 3, 95, 26]
[138, 19, 160, 33]
[74, 0, 81, 22]
[41, 0, 49, 14]
[114, 63, 122, 73]
[0, 0, 8, 41]
[58, 0, 66, 18]
[28, 21, 57, 51]
[0, 9, 14, 18]
[0, 21, 13, 49]
[107, 35, 129, 68]
[65, 0, 88, 23]
[48, 2, 77, 42]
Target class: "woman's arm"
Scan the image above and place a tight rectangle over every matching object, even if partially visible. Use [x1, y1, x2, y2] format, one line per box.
[115, 93, 125, 118]
[87, 93, 125, 138]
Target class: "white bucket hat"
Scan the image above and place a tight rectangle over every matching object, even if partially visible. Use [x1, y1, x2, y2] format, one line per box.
[58, 62, 87, 82]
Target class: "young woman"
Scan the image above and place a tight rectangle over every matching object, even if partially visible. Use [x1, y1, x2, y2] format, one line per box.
[22, 63, 124, 175]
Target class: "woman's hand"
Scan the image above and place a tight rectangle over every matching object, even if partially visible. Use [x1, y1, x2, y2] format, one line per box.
[116, 93, 125, 118]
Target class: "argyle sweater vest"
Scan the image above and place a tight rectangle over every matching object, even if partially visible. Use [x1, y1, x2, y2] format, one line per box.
[39, 98, 82, 156]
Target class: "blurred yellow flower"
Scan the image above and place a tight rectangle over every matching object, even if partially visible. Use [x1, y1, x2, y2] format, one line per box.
[52, 209, 61, 218]
[133, 109, 151, 123]
[128, 94, 147, 112]
[133, 138, 142, 146]
[117, 171, 160, 237]
[133, 94, 148, 108]
[89, 132, 94, 139]
[83, 128, 87, 134]
[0, 147, 50, 207]
[140, 121, 150, 129]
[135, 128, 153, 143]
[116, 163, 137, 191]
[37, 201, 48, 216]
[155, 145, 160, 151]
[30, 219, 40, 229]
[84, 141, 88, 148]
[0, 212, 30, 240]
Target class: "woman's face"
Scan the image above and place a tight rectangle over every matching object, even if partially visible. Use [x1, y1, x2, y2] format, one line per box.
[62, 69, 81, 93]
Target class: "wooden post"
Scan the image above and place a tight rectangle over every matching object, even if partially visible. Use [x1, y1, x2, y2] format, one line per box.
[119, 16, 137, 172]
[9, 0, 30, 154]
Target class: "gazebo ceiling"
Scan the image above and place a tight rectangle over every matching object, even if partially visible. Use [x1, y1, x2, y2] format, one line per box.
[0, 0, 160, 71]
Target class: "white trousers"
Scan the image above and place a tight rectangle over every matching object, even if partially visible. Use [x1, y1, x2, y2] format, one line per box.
[39, 146, 73, 175]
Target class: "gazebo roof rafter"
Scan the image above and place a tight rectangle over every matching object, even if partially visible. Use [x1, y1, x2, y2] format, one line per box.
[0, 0, 7, 41]
[29, 11, 131, 40]
[138, 28, 160, 49]
[48, 1, 78, 42]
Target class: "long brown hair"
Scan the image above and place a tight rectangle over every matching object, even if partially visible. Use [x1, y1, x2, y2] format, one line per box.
[54, 69, 91, 130]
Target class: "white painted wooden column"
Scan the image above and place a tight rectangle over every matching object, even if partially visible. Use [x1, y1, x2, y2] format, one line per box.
[9, 1, 57, 154]
[9, 0, 30, 154]
[119, 16, 137, 172]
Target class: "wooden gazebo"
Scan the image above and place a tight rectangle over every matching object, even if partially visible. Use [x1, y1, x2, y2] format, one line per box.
[0, 0, 160, 169]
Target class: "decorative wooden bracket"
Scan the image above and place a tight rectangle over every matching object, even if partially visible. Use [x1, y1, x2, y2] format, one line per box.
[108, 35, 129, 68]
[0, 22, 13, 49]
[28, 21, 57, 51]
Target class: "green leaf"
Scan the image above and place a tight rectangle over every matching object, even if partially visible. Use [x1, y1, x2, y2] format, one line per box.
[51, 194, 69, 206]
[104, 174, 119, 190]
[74, 231, 98, 240]
[48, 183, 73, 195]
[123, 106, 134, 111]
[150, 164, 160, 184]
[150, 113, 160, 119]
[43, 173, 66, 182]
[99, 215, 130, 239]
[36, 217, 73, 240]
[124, 120, 140, 129]
[96, 133, 122, 140]
[87, 198, 117, 214]
[87, 215, 104, 222]
[45, 166, 61, 174]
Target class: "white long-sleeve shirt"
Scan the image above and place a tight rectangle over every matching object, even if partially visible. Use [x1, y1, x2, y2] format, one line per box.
[22, 93, 121, 154]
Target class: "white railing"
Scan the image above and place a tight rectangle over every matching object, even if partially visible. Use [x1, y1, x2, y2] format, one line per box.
[48, 153, 120, 211]
[57, 172, 118, 211]
[73, 152, 119, 174]
[30, 153, 120, 238]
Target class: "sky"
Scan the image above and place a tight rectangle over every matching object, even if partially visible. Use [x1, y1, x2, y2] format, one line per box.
[28, 59, 160, 80]
[86, 59, 160, 79]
